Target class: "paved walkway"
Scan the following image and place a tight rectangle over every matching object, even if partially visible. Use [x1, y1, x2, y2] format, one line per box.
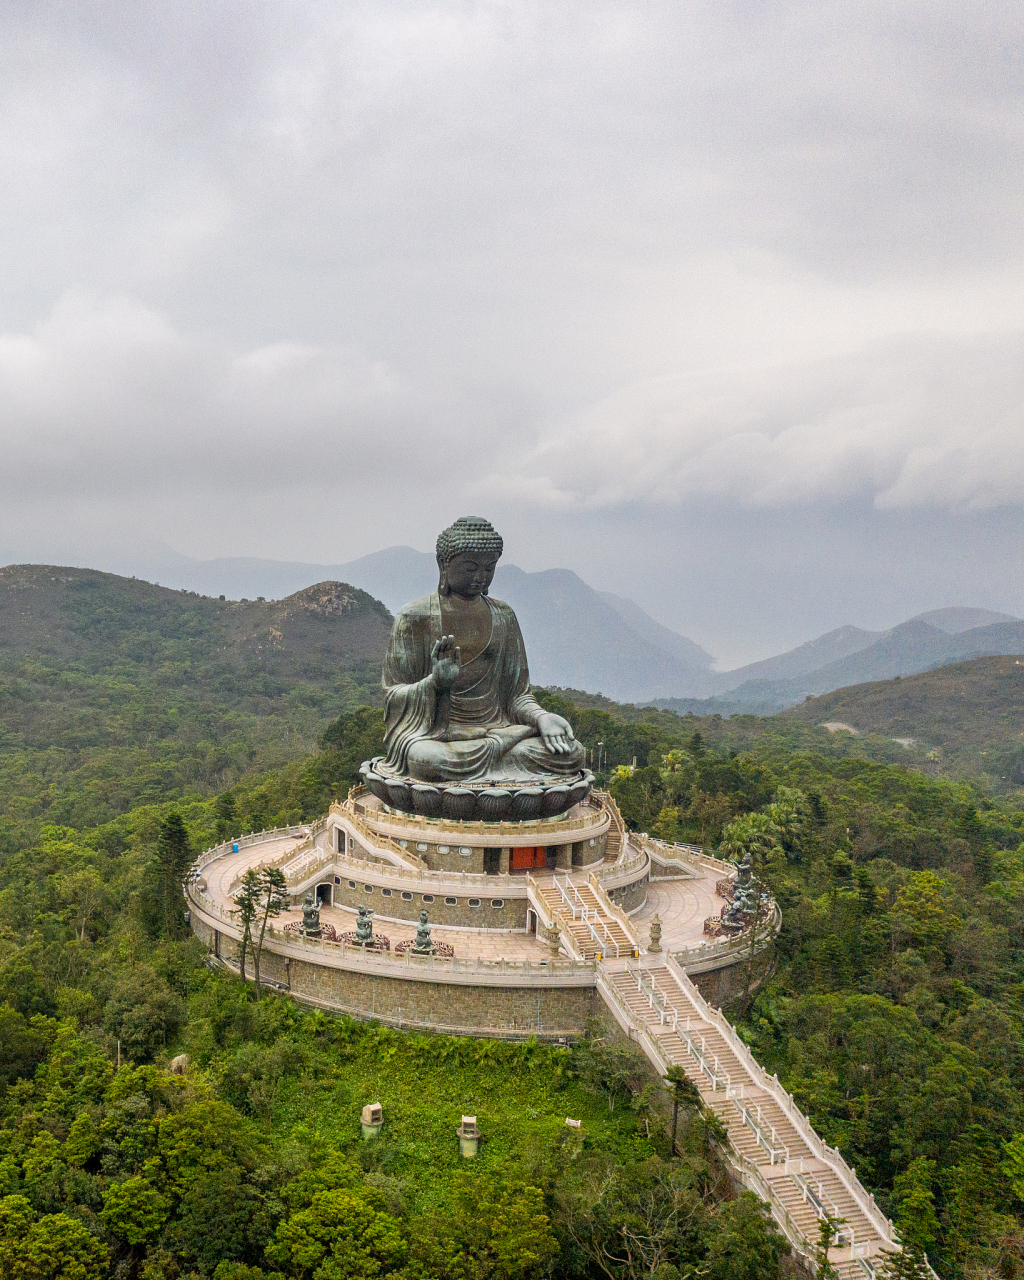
[277, 902, 553, 961]
[197, 828, 728, 965]
[631, 875, 726, 953]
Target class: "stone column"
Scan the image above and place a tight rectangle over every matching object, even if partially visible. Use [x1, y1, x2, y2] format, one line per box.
[499, 847, 510, 875]
[555, 843, 572, 870]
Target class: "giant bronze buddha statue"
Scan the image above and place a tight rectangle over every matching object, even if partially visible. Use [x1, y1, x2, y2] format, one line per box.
[359, 516, 592, 821]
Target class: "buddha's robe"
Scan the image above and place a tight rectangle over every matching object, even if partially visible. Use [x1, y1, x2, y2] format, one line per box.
[380, 591, 586, 783]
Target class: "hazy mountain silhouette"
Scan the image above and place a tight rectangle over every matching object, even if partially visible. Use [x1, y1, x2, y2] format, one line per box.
[42, 542, 1023, 707]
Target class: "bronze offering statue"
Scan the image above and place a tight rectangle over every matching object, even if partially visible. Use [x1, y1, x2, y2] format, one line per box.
[360, 516, 593, 821]
[353, 904, 374, 946]
[412, 909, 434, 955]
[300, 892, 321, 937]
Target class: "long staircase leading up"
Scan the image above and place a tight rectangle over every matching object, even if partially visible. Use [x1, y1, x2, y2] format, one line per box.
[599, 959, 909, 1279]
[532, 875, 638, 960]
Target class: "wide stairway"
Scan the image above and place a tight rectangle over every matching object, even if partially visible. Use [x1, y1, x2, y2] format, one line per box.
[602, 963, 900, 1277]
[534, 878, 636, 960]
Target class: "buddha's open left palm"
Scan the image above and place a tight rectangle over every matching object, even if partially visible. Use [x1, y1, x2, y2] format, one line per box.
[537, 712, 574, 754]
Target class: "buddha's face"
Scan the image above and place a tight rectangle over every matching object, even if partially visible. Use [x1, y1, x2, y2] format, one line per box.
[444, 551, 498, 598]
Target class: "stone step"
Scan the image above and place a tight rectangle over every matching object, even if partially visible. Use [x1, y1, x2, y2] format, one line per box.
[706, 1098, 764, 1163]
[772, 1177, 828, 1237]
[810, 1169, 878, 1243]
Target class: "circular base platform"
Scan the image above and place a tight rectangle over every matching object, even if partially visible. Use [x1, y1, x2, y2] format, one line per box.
[358, 759, 594, 822]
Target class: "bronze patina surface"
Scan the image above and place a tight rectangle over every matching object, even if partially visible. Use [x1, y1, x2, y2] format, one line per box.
[360, 516, 592, 820]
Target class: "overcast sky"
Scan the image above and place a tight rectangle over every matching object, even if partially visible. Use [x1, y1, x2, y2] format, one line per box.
[1, 1, 1021, 665]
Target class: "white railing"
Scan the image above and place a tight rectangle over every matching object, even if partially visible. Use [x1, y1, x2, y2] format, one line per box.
[674, 900, 782, 970]
[734, 1098, 790, 1165]
[189, 823, 313, 882]
[637, 833, 734, 877]
[661, 953, 898, 1248]
[792, 1172, 851, 1246]
[553, 874, 622, 959]
[524, 873, 586, 962]
[587, 872, 640, 950]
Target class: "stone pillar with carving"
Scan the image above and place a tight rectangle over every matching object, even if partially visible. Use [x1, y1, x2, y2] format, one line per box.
[499, 847, 510, 875]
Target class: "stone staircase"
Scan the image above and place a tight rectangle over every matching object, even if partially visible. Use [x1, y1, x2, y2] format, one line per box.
[601, 963, 902, 1276]
[598, 789, 626, 863]
[533, 878, 636, 960]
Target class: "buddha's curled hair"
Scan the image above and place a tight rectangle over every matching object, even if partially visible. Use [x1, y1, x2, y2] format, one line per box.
[436, 516, 503, 593]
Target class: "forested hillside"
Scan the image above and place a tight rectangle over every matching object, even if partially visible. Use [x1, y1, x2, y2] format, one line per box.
[4, 579, 1024, 1277]
[3, 689, 1024, 1275]
[0, 567, 391, 851]
[784, 656, 1024, 791]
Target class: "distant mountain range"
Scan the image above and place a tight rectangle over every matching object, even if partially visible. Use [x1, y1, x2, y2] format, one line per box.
[35, 543, 1024, 706]
[111, 543, 717, 703]
[681, 609, 1024, 710]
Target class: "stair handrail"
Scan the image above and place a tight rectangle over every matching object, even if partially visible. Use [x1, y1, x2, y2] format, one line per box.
[591, 914, 619, 958]
[733, 1098, 789, 1165]
[792, 1171, 851, 1246]
[661, 953, 900, 1250]
[524, 873, 586, 962]
[586, 872, 640, 950]
[553, 873, 583, 919]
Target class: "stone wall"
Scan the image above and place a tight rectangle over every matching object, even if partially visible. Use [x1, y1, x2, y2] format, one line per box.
[572, 833, 607, 866]
[689, 955, 765, 1007]
[325, 875, 528, 929]
[606, 872, 648, 914]
[195, 918, 598, 1038]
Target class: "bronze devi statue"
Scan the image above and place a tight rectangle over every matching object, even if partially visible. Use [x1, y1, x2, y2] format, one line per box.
[361, 517, 592, 820]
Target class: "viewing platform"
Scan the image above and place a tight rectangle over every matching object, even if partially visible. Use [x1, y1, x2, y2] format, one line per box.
[185, 796, 918, 1276]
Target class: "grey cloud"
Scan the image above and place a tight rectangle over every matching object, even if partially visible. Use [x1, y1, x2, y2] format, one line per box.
[486, 332, 1024, 513]
[0, 2, 1022, 665]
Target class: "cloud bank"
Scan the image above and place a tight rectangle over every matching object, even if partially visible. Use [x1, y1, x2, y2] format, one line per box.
[0, 2, 1021, 660]
[493, 333, 1024, 513]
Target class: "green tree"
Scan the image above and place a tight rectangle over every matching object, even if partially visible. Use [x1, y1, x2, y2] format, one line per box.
[810, 1214, 844, 1280]
[156, 812, 192, 939]
[611, 766, 667, 832]
[413, 1180, 557, 1280]
[253, 868, 289, 999]
[53, 867, 108, 941]
[215, 792, 239, 843]
[1001, 1131, 1024, 1202]
[0, 1007, 54, 1091]
[705, 1193, 789, 1280]
[100, 1175, 169, 1246]
[629, 1083, 659, 1139]
[0, 1195, 109, 1280]
[663, 1065, 701, 1156]
[266, 1187, 407, 1278]
[891, 1158, 939, 1254]
[103, 967, 186, 1062]
[233, 869, 262, 988]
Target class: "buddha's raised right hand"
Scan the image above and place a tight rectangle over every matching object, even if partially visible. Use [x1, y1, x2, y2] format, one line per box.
[430, 634, 462, 690]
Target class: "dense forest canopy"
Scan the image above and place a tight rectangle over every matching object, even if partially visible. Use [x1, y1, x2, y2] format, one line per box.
[3, 582, 1024, 1279]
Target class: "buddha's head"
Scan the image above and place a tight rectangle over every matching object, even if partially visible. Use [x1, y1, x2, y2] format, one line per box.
[436, 516, 503, 598]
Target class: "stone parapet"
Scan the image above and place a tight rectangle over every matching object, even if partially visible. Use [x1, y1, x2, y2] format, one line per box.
[344, 790, 610, 847]
[189, 896, 597, 988]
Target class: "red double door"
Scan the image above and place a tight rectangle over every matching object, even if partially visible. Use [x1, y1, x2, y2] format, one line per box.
[510, 846, 547, 871]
